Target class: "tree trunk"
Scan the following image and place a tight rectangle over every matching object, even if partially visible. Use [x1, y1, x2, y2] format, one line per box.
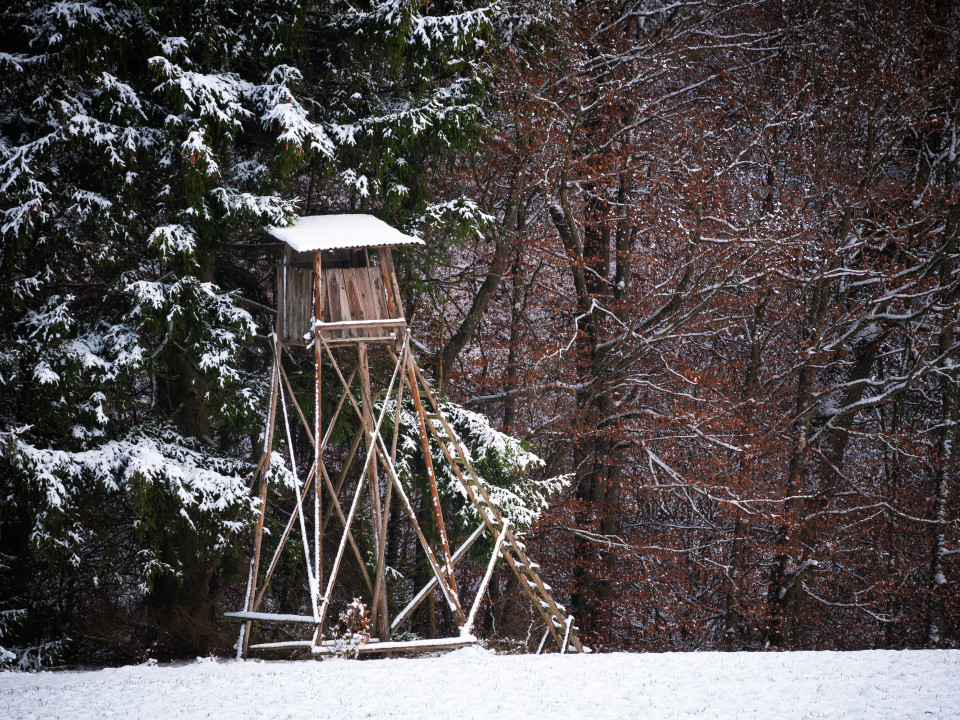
[435, 165, 526, 393]
[926, 239, 959, 646]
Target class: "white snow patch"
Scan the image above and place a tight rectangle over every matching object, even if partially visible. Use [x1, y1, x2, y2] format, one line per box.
[1, 650, 958, 719]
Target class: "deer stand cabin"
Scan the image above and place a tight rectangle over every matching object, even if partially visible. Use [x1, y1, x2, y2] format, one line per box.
[226, 214, 585, 657]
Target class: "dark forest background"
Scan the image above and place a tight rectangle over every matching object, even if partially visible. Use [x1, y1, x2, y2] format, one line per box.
[1, 0, 957, 666]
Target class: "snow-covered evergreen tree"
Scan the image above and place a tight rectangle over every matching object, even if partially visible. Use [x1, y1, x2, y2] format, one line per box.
[0, 0, 487, 662]
[383, 393, 569, 533]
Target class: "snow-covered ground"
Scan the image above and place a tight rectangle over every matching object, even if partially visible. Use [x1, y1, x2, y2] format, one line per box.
[2, 647, 958, 719]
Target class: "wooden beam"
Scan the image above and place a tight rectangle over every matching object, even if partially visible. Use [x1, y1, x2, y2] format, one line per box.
[358, 343, 389, 639]
[317, 462, 374, 596]
[391, 523, 485, 632]
[373, 441, 465, 624]
[225, 611, 317, 624]
[321, 426, 363, 533]
[317, 318, 407, 330]
[406, 358, 460, 615]
[320, 367, 357, 450]
[464, 519, 509, 636]
[277, 355, 354, 458]
[321, 335, 400, 346]
[276, 356, 321, 619]
[311, 636, 476, 655]
[313, 250, 324, 594]
[254, 463, 316, 610]
[242, 336, 281, 657]
[380, 248, 404, 318]
[377, 248, 399, 319]
[369, 347, 407, 642]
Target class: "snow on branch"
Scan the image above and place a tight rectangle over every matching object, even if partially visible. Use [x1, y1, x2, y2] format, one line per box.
[3, 424, 255, 550]
[380, 394, 570, 530]
[148, 57, 252, 133]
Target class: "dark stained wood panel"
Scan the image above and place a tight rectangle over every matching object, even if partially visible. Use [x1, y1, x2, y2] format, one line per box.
[283, 266, 314, 344]
[323, 270, 341, 338]
[354, 268, 376, 320]
[335, 268, 356, 338]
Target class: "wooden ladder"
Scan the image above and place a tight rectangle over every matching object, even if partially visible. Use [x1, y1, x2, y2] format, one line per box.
[410, 362, 587, 654]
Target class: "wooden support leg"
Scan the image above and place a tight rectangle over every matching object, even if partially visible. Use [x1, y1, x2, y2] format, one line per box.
[254, 463, 316, 610]
[241, 340, 281, 657]
[391, 523, 485, 633]
[277, 365, 320, 618]
[405, 348, 460, 617]
[314, 251, 324, 596]
[358, 343, 389, 640]
[371, 349, 406, 641]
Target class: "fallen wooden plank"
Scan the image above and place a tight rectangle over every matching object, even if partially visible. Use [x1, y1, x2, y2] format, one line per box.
[249, 635, 475, 655]
[224, 611, 318, 624]
[311, 635, 477, 655]
[249, 641, 314, 650]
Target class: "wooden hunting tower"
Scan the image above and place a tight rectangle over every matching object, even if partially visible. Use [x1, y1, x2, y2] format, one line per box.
[226, 214, 586, 657]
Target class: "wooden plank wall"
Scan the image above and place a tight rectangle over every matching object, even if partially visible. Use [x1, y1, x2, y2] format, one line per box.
[282, 267, 314, 344]
[283, 264, 397, 345]
[321, 267, 392, 340]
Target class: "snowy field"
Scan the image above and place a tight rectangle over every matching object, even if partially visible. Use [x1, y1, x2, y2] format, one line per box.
[2, 647, 958, 720]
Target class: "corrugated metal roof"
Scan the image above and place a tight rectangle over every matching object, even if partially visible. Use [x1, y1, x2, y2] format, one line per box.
[267, 214, 425, 253]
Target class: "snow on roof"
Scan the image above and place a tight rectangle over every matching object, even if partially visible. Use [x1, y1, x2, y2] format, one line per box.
[267, 214, 425, 253]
